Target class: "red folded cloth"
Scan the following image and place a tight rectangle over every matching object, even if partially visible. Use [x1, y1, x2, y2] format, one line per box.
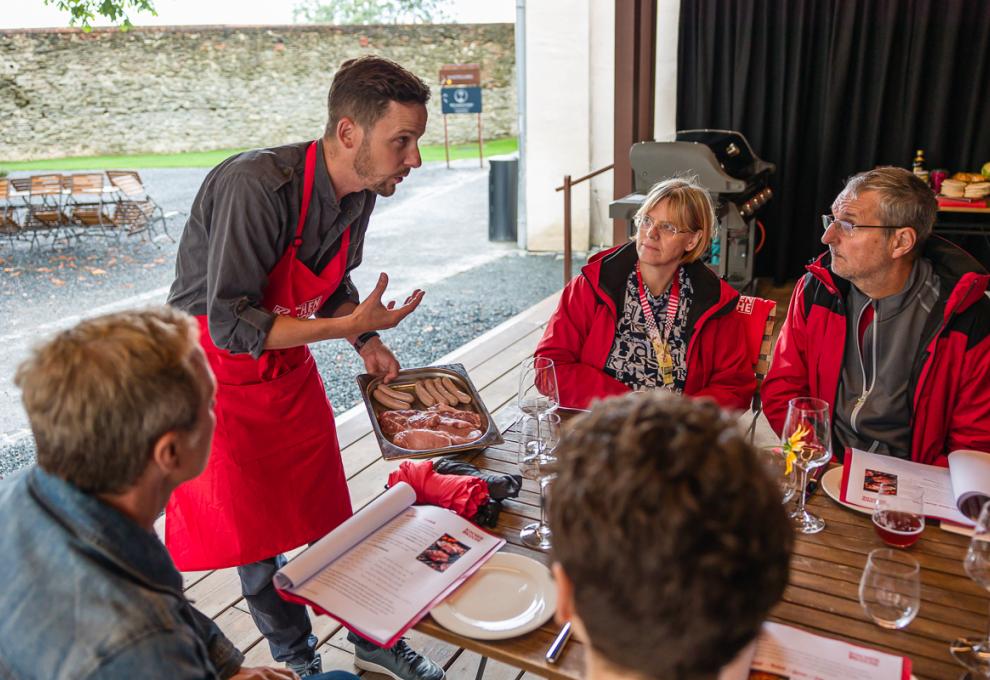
[938, 196, 987, 208]
[387, 460, 490, 519]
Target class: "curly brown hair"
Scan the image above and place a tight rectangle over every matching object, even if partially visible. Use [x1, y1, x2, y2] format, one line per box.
[549, 392, 793, 679]
[324, 55, 431, 137]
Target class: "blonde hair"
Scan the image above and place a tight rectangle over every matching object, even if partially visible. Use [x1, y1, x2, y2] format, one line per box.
[634, 176, 717, 263]
[15, 306, 203, 494]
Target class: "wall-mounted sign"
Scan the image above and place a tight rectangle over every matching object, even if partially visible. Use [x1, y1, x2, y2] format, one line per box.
[441, 86, 482, 114]
[439, 63, 481, 87]
[438, 63, 484, 168]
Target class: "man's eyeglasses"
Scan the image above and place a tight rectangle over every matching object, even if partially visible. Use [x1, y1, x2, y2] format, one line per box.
[821, 214, 903, 235]
[634, 214, 695, 238]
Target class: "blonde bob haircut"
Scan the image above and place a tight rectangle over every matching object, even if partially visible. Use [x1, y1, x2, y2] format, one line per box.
[15, 306, 203, 494]
[633, 176, 717, 263]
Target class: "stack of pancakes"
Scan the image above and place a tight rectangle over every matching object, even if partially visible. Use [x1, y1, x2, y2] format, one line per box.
[941, 172, 990, 199]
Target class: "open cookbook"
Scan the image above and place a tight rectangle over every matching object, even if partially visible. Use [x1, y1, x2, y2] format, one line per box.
[719, 622, 911, 680]
[273, 482, 505, 647]
[840, 448, 990, 526]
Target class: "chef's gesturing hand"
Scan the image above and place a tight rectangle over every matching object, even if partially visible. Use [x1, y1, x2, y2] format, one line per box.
[352, 273, 425, 333]
[359, 335, 402, 383]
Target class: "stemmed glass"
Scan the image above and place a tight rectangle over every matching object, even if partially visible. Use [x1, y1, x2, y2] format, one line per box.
[758, 445, 796, 504]
[520, 414, 560, 551]
[782, 397, 832, 534]
[516, 356, 559, 456]
[951, 501, 990, 676]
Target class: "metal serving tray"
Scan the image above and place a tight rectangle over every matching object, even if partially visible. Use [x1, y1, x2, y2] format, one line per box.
[356, 363, 503, 461]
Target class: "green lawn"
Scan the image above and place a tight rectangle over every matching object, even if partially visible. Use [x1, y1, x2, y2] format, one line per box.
[0, 137, 518, 172]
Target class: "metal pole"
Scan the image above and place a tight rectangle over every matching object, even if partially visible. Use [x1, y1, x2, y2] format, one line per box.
[443, 114, 450, 169]
[563, 174, 572, 285]
[477, 112, 483, 168]
[514, 0, 527, 250]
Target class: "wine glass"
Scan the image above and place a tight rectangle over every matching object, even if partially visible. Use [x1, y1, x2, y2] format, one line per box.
[872, 482, 925, 549]
[520, 414, 560, 551]
[782, 397, 832, 534]
[758, 445, 796, 504]
[518, 413, 560, 481]
[517, 356, 559, 456]
[858, 548, 921, 629]
[951, 501, 990, 676]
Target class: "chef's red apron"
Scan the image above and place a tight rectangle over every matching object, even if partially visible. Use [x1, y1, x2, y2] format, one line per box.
[166, 141, 354, 571]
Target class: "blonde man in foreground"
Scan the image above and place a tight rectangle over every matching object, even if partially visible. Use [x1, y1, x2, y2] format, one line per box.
[0, 307, 355, 680]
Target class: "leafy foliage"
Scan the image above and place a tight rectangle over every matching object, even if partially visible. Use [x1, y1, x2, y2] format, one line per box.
[43, 0, 158, 31]
[292, 0, 450, 25]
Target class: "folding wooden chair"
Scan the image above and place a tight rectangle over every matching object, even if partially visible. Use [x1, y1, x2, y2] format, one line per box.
[734, 295, 777, 442]
[68, 173, 116, 239]
[26, 174, 73, 248]
[106, 170, 176, 242]
[0, 178, 25, 248]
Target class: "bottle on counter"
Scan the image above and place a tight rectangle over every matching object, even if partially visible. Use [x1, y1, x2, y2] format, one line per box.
[912, 150, 929, 185]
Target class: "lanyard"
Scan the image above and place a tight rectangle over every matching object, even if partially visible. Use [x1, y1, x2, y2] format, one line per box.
[635, 263, 680, 347]
[636, 263, 680, 387]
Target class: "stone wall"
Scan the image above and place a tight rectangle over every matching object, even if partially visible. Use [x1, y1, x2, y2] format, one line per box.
[0, 23, 515, 161]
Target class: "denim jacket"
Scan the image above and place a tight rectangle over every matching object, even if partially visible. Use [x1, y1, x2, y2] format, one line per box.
[0, 467, 244, 679]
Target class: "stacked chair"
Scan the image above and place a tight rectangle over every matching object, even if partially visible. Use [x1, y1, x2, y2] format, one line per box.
[0, 171, 177, 250]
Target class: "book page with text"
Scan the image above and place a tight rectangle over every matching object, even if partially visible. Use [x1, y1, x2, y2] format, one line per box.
[750, 622, 909, 679]
[292, 503, 503, 644]
[840, 448, 971, 525]
[275, 482, 417, 591]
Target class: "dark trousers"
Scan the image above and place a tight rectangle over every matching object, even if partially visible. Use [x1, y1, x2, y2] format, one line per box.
[238, 554, 317, 665]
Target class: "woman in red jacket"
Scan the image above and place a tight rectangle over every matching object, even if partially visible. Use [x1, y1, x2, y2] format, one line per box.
[536, 177, 755, 410]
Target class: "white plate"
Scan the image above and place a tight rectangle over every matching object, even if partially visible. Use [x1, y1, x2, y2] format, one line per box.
[820, 466, 872, 515]
[431, 552, 556, 640]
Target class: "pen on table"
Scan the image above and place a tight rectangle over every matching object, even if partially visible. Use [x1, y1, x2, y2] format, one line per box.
[546, 622, 572, 664]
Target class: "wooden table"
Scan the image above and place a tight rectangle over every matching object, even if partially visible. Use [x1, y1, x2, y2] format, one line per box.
[416, 417, 988, 680]
[415, 418, 585, 680]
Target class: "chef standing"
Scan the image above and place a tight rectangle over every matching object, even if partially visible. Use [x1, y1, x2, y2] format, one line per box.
[166, 56, 445, 680]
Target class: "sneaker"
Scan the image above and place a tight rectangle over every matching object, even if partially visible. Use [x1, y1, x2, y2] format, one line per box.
[287, 654, 323, 677]
[351, 637, 445, 680]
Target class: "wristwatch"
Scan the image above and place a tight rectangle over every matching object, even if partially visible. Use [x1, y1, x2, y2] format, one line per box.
[353, 331, 380, 352]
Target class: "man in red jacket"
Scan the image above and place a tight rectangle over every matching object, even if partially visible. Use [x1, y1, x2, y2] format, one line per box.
[762, 167, 990, 466]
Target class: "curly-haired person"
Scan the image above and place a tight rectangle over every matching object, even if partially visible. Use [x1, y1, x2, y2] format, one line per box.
[548, 392, 793, 680]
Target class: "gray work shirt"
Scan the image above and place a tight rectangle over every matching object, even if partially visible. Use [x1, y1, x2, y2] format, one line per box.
[834, 257, 942, 458]
[168, 139, 375, 358]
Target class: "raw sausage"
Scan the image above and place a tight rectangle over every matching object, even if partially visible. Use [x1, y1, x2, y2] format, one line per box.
[378, 383, 414, 405]
[430, 378, 459, 406]
[414, 380, 436, 407]
[422, 378, 449, 406]
[373, 386, 409, 410]
[441, 377, 472, 404]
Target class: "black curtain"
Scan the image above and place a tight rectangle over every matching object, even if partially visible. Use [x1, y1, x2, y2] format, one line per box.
[676, 0, 990, 282]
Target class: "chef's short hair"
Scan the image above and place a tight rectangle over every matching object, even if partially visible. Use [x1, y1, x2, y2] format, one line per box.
[549, 392, 793, 678]
[15, 307, 205, 494]
[325, 55, 431, 136]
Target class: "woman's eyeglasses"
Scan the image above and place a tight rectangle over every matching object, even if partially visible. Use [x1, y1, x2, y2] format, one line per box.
[634, 215, 694, 238]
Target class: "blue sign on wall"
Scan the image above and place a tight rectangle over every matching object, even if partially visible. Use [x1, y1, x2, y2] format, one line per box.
[441, 86, 482, 114]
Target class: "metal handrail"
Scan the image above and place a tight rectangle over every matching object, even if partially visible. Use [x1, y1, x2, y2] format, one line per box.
[555, 163, 614, 284]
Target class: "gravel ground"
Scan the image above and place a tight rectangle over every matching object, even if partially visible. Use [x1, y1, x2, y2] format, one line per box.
[0, 161, 587, 477]
[0, 250, 580, 477]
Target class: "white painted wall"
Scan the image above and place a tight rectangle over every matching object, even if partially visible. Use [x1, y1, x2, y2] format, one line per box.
[654, 0, 680, 141]
[523, 0, 591, 251]
[588, 0, 615, 247]
[522, 0, 680, 251]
